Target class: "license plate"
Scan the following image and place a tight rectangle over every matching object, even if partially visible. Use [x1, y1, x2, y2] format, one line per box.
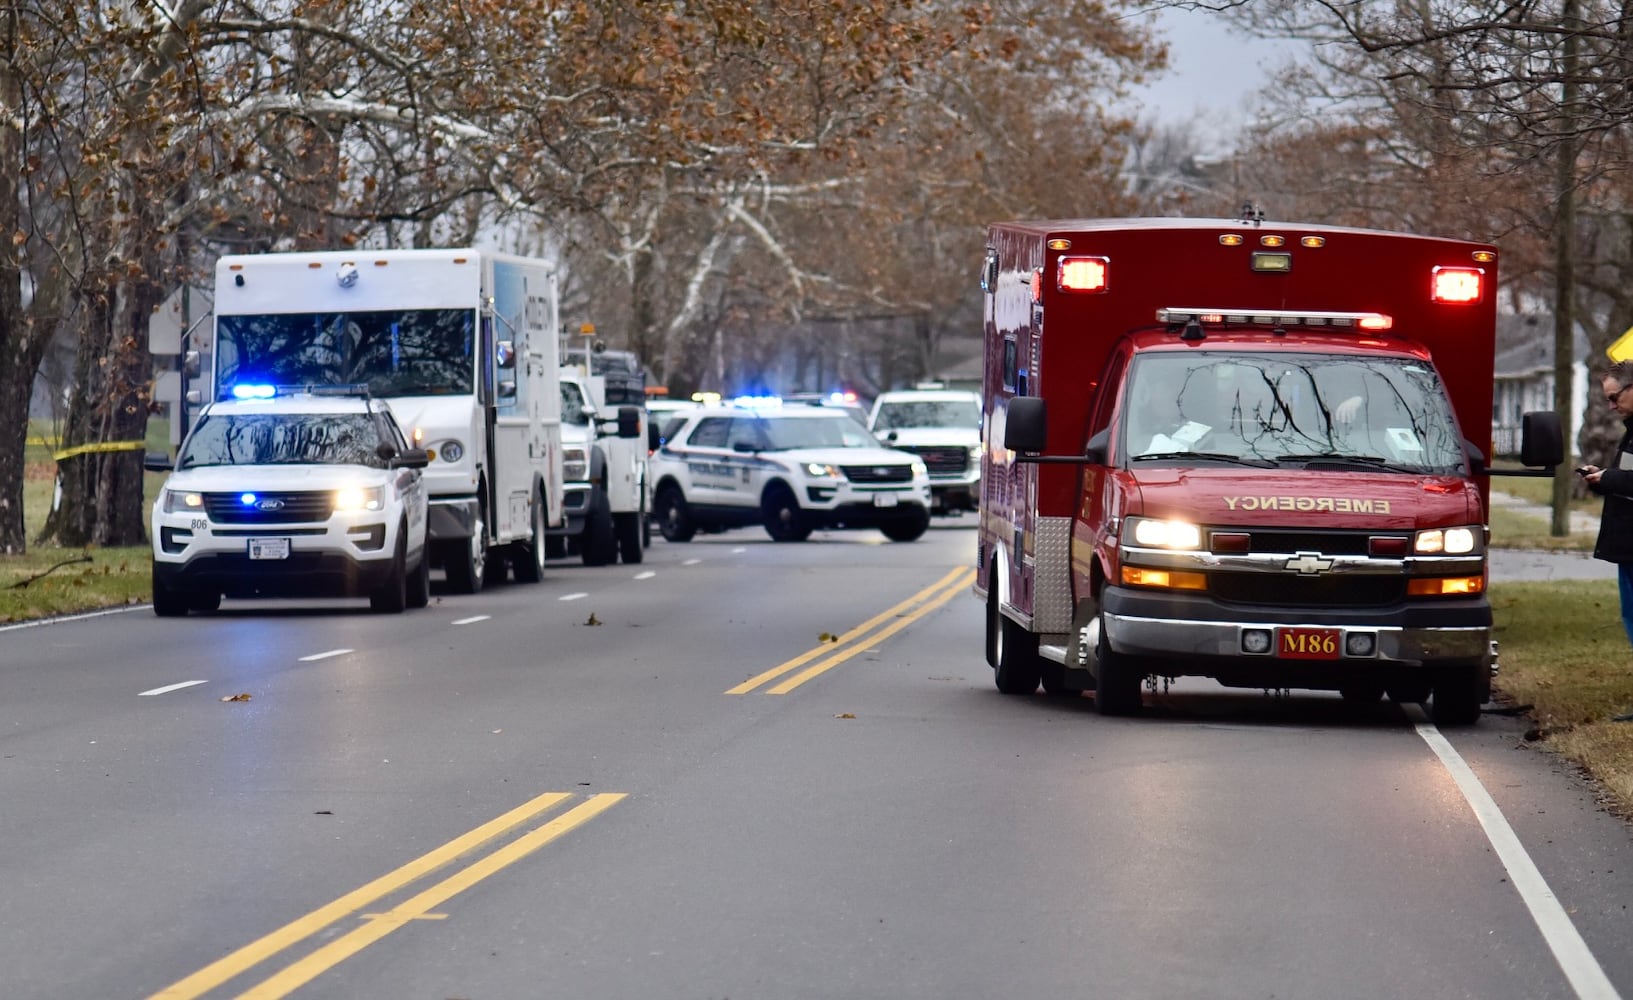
[1277, 627, 1340, 660]
[873, 493, 899, 508]
[247, 538, 291, 560]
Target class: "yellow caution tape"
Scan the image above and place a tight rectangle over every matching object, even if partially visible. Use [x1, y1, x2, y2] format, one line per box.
[50, 440, 147, 462]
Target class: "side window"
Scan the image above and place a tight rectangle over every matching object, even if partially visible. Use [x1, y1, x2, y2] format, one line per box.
[1002, 339, 1018, 393]
[726, 418, 764, 451]
[1090, 352, 1127, 438]
[687, 416, 730, 449]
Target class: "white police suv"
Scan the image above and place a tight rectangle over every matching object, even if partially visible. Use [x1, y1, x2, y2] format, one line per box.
[649, 397, 932, 542]
[147, 386, 430, 615]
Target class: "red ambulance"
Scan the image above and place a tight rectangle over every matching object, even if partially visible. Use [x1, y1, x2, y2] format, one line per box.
[975, 216, 1563, 725]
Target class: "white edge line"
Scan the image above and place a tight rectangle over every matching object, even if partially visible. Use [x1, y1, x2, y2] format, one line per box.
[139, 679, 209, 697]
[452, 615, 490, 625]
[0, 604, 145, 634]
[559, 593, 588, 602]
[1416, 722, 1622, 1000]
[633, 571, 656, 580]
[731, 547, 746, 553]
[298, 648, 354, 662]
[682, 559, 702, 566]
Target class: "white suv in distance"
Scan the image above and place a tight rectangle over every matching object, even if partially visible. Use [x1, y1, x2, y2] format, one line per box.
[650, 399, 932, 542]
[147, 386, 430, 616]
[867, 386, 981, 515]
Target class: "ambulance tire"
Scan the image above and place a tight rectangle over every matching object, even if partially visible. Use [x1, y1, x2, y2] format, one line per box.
[990, 585, 1041, 694]
[655, 484, 695, 542]
[614, 512, 643, 564]
[1093, 623, 1143, 716]
[762, 484, 812, 542]
[1430, 665, 1485, 727]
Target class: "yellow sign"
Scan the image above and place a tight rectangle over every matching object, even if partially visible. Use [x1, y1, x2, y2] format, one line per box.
[1609, 324, 1633, 362]
[579, 322, 595, 336]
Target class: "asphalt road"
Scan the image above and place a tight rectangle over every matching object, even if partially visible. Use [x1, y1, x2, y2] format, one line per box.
[2, 517, 1631, 1000]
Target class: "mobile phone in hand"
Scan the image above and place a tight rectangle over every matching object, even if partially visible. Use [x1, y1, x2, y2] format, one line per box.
[1577, 466, 1592, 477]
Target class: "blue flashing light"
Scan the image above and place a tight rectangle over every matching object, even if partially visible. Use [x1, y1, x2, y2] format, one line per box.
[731, 394, 783, 410]
[240, 493, 257, 506]
[231, 384, 276, 399]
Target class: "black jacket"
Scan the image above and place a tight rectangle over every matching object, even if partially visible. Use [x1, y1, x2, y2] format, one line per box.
[1592, 415, 1633, 564]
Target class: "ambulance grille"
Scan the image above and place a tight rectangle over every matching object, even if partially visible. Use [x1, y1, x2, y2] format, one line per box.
[1227, 530, 1375, 556]
[1212, 575, 1404, 608]
[203, 491, 333, 524]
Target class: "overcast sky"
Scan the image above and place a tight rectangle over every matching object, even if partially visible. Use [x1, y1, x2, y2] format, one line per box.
[1125, 6, 1303, 140]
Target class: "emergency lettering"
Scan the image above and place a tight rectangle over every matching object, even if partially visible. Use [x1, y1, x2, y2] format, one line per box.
[1222, 496, 1390, 514]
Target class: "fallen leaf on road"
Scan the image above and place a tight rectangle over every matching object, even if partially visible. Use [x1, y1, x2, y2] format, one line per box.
[585, 612, 602, 626]
[819, 632, 839, 643]
[221, 693, 251, 702]
[835, 712, 855, 719]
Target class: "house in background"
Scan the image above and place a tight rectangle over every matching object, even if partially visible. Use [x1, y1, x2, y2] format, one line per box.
[1492, 313, 1589, 459]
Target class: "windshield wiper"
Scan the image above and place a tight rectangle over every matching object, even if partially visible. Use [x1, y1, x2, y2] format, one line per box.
[1275, 453, 1417, 473]
[1132, 451, 1274, 468]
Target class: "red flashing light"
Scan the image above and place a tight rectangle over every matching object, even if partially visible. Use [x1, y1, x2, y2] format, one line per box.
[1431, 266, 1483, 304]
[1057, 256, 1109, 293]
[1358, 315, 1393, 331]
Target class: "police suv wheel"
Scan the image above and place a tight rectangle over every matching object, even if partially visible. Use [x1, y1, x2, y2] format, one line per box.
[655, 485, 695, 542]
[762, 484, 811, 542]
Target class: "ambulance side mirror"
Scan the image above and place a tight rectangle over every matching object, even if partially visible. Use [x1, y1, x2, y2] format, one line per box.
[1084, 428, 1110, 465]
[1518, 410, 1564, 469]
[1004, 397, 1047, 453]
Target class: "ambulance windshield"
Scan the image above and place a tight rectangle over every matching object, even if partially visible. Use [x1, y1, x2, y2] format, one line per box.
[1122, 352, 1465, 474]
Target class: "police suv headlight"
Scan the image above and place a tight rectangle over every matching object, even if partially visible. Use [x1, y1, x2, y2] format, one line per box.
[803, 462, 841, 479]
[910, 459, 928, 477]
[1414, 526, 1480, 554]
[1125, 515, 1203, 550]
[162, 489, 204, 513]
[333, 485, 384, 513]
[563, 447, 589, 481]
[440, 441, 464, 463]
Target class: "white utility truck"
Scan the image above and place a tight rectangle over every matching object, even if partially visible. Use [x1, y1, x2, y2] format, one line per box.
[553, 344, 651, 565]
[209, 248, 569, 593]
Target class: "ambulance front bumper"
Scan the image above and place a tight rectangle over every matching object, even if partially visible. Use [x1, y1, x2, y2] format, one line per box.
[1101, 588, 1492, 666]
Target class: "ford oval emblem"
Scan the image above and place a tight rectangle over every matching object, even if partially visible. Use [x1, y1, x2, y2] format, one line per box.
[875, 467, 891, 476]
[256, 498, 285, 511]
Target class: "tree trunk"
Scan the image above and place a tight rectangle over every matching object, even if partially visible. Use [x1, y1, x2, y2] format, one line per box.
[0, 4, 34, 554]
[1551, 1, 1579, 538]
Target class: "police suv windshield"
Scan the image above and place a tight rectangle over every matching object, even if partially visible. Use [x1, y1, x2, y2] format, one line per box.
[873, 399, 980, 430]
[1122, 352, 1466, 474]
[179, 413, 389, 469]
[760, 414, 878, 450]
[215, 309, 473, 397]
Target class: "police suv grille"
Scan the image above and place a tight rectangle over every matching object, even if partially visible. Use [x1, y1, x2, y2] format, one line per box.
[893, 445, 969, 476]
[840, 464, 914, 484]
[203, 491, 333, 524]
[1212, 574, 1405, 608]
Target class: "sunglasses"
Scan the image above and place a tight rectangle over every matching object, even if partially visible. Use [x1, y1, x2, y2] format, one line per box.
[1607, 384, 1632, 404]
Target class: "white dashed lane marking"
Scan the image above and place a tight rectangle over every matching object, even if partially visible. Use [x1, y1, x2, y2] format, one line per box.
[298, 649, 354, 662]
[452, 615, 490, 625]
[559, 593, 588, 602]
[139, 680, 208, 697]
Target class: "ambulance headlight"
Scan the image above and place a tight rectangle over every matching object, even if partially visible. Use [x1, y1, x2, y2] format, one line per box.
[563, 446, 589, 481]
[333, 485, 384, 512]
[1414, 526, 1479, 554]
[1125, 516, 1203, 550]
[162, 489, 204, 513]
[803, 462, 841, 479]
[440, 441, 464, 463]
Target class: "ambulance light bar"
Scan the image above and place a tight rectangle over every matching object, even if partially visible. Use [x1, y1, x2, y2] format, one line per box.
[1157, 308, 1394, 331]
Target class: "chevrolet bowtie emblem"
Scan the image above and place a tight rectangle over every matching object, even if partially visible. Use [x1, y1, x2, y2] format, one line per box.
[1285, 552, 1334, 575]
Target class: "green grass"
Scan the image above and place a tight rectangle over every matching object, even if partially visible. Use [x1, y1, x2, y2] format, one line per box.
[1490, 580, 1633, 818]
[1488, 504, 1596, 551]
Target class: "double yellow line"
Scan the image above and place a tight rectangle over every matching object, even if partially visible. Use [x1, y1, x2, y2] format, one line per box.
[728, 566, 976, 695]
[149, 791, 624, 1000]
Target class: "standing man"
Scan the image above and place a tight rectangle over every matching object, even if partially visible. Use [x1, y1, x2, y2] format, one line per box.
[1581, 359, 1633, 722]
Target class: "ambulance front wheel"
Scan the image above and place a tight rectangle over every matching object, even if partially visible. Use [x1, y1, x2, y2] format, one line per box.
[1430, 664, 1485, 727]
[989, 586, 1042, 694]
